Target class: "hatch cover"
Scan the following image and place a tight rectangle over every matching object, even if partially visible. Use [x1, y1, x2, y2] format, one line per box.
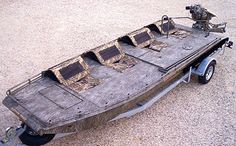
[126, 28, 154, 48]
[39, 85, 82, 109]
[91, 41, 125, 65]
[147, 19, 177, 35]
[99, 45, 121, 61]
[50, 56, 89, 85]
[59, 61, 85, 80]
[134, 31, 152, 45]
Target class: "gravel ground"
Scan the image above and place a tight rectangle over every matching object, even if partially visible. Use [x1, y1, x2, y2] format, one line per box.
[0, 0, 235, 146]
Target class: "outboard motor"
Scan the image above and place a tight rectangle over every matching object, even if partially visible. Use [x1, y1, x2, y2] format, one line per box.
[186, 4, 226, 33]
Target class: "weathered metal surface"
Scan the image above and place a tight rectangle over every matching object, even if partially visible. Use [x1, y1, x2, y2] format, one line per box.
[134, 31, 152, 45]
[147, 19, 177, 35]
[149, 40, 168, 52]
[50, 56, 89, 86]
[79, 61, 162, 108]
[68, 76, 100, 93]
[120, 42, 149, 58]
[107, 55, 138, 72]
[2, 17, 228, 136]
[171, 29, 191, 39]
[3, 78, 100, 130]
[38, 85, 83, 109]
[99, 45, 121, 61]
[59, 62, 85, 80]
[39, 66, 184, 134]
[125, 27, 154, 48]
[89, 41, 136, 72]
[90, 40, 125, 66]
[161, 21, 176, 33]
[138, 27, 219, 70]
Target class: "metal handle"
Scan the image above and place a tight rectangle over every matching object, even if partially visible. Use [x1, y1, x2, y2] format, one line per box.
[161, 15, 170, 38]
[6, 73, 42, 95]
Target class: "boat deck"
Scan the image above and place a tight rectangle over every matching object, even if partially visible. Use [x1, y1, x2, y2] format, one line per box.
[3, 24, 220, 133]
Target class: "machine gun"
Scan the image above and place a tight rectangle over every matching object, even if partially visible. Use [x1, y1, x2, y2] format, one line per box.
[186, 4, 226, 33]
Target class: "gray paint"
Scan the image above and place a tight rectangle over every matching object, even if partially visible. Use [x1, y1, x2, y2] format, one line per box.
[2, 24, 225, 134]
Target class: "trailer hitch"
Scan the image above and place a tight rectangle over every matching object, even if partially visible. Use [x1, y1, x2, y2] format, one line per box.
[0, 125, 26, 146]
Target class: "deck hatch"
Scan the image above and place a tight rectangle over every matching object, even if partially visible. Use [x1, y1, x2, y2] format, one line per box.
[146, 20, 177, 35]
[39, 85, 83, 109]
[49, 56, 89, 85]
[90, 41, 125, 65]
[134, 31, 152, 45]
[99, 45, 120, 61]
[59, 62, 85, 80]
[124, 28, 154, 48]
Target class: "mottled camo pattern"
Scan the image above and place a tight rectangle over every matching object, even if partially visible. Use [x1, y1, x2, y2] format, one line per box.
[149, 40, 168, 52]
[127, 27, 154, 48]
[50, 56, 89, 86]
[153, 19, 178, 35]
[91, 40, 125, 65]
[108, 55, 138, 72]
[68, 76, 100, 93]
[171, 29, 192, 39]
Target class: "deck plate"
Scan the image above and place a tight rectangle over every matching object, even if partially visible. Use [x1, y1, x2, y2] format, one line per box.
[79, 61, 162, 108]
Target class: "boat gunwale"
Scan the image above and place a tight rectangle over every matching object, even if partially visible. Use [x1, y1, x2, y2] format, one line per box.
[38, 36, 224, 134]
[2, 29, 226, 134]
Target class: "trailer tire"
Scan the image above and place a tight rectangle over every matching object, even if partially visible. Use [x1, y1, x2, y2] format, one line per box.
[19, 125, 55, 146]
[198, 61, 216, 84]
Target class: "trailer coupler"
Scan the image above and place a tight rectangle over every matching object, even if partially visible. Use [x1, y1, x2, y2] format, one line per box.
[0, 125, 26, 146]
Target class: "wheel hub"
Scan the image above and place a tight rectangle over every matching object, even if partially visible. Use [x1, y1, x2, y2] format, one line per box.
[206, 66, 214, 80]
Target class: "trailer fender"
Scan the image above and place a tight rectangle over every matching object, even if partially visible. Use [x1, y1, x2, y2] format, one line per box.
[192, 57, 216, 76]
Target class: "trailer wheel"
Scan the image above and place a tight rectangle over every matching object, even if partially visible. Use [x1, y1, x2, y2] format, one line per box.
[198, 61, 216, 84]
[19, 124, 55, 146]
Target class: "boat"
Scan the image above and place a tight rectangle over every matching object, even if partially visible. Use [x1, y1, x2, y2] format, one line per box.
[0, 4, 233, 146]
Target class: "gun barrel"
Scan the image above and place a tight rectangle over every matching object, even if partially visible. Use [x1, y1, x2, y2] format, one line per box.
[186, 6, 191, 10]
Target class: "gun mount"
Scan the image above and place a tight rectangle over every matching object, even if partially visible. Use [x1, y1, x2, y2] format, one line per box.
[186, 4, 226, 33]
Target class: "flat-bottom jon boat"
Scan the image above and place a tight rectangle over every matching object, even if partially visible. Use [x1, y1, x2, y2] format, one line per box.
[0, 5, 233, 146]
